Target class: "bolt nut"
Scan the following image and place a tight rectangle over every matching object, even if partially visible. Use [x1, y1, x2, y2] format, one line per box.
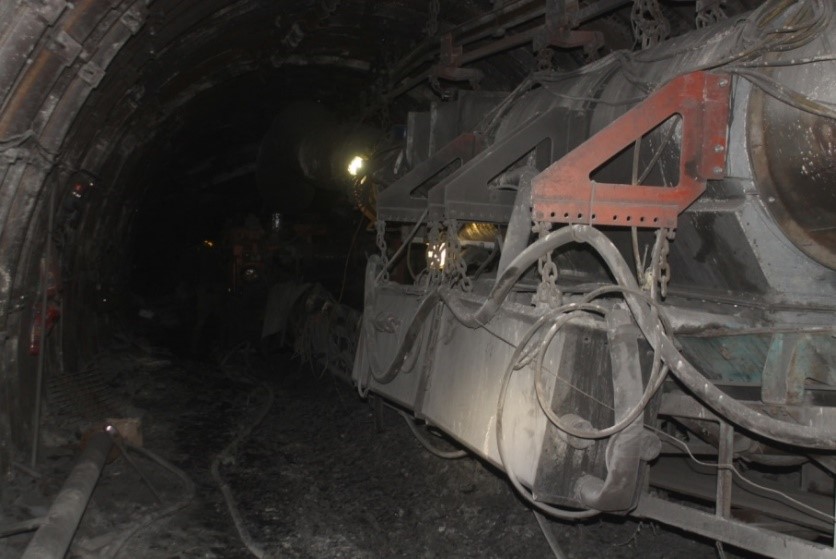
[714, 144, 725, 153]
[713, 166, 724, 176]
[719, 78, 729, 87]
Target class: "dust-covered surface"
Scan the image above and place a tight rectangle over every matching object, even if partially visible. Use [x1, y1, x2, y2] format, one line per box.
[1, 342, 722, 558]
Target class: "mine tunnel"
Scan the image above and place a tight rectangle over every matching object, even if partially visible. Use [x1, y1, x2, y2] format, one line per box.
[2, 0, 836, 557]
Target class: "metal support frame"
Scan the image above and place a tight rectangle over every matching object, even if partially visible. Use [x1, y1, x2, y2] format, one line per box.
[636, 494, 836, 559]
[377, 132, 483, 222]
[531, 71, 731, 228]
[429, 107, 580, 223]
[716, 420, 734, 520]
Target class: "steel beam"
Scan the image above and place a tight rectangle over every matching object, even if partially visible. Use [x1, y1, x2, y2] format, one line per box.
[635, 494, 836, 559]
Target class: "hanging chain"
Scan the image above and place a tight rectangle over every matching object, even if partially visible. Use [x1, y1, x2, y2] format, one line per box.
[444, 218, 471, 292]
[659, 228, 675, 298]
[375, 219, 389, 282]
[532, 221, 562, 307]
[426, 0, 440, 37]
[696, 0, 726, 29]
[631, 0, 670, 50]
[537, 47, 554, 72]
[426, 220, 443, 286]
[429, 75, 455, 101]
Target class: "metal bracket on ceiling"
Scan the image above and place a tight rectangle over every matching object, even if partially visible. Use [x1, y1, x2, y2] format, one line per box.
[429, 34, 484, 94]
[531, 71, 731, 229]
[46, 30, 82, 67]
[120, 7, 146, 35]
[534, 0, 603, 60]
[376, 132, 484, 223]
[78, 60, 105, 88]
[25, 0, 68, 25]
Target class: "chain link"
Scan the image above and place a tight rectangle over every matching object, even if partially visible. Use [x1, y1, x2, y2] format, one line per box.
[631, 0, 670, 50]
[375, 219, 389, 282]
[537, 47, 554, 72]
[429, 75, 455, 101]
[659, 228, 675, 298]
[532, 221, 562, 307]
[696, 0, 726, 29]
[425, 221, 443, 286]
[444, 218, 472, 292]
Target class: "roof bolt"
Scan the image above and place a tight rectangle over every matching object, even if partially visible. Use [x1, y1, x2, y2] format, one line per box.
[714, 144, 725, 153]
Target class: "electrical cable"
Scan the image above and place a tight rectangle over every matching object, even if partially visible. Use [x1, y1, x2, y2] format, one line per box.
[338, 216, 366, 304]
[562, 225, 836, 450]
[396, 409, 468, 459]
[489, 299, 824, 525]
[532, 307, 670, 440]
[103, 445, 196, 559]
[449, 224, 835, 449]
[533, 511, 569, 559]
[375, 208, 429, 283]
[210, 383, 275, 559]
[495, 303, 601, 520]
[637, 119, 677, 185]
[726, 67, 836, 120]
[364, 222, 836, 449]
[472, 241, 499, 280]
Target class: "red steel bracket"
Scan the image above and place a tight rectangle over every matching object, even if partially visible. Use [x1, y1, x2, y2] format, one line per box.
[531, 71, 731, 229]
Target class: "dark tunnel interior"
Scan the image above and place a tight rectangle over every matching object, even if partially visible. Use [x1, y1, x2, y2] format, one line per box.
[2, 0, 830, 557]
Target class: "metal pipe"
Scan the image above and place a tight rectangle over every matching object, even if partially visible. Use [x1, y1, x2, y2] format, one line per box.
[21, 431, 113, 559]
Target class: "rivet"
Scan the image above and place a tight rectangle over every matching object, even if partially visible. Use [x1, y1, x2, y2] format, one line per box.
[719, 78, 729, 87]
[713, 166, 724, 175]
[714, 144, 725, 153]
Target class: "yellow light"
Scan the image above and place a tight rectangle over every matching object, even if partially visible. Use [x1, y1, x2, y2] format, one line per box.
[203, 239, 215, 249]
[347, 155, 365, 176]
[426, 242, 447, 270]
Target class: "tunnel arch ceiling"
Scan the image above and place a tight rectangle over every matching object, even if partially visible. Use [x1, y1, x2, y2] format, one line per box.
[0, 0, 546, 458]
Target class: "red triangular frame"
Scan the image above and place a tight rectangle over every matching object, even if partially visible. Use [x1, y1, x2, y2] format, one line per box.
[531, 71, 731, 229]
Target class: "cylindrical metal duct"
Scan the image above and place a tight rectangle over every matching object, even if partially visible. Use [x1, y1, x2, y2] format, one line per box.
[21, 431, 113, 559]
[491, 2, 835, 275]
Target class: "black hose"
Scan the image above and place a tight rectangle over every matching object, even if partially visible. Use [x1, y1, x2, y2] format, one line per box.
[397, 409, 467, 459]
[567, 225, 836, 451]
[366, 223, 836, 450]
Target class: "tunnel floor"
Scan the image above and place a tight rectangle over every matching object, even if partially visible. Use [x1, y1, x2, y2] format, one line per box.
[1, 335, 723, 558]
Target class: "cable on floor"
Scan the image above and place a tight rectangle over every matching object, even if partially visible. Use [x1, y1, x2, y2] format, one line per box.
[210, 382, 275, 559]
